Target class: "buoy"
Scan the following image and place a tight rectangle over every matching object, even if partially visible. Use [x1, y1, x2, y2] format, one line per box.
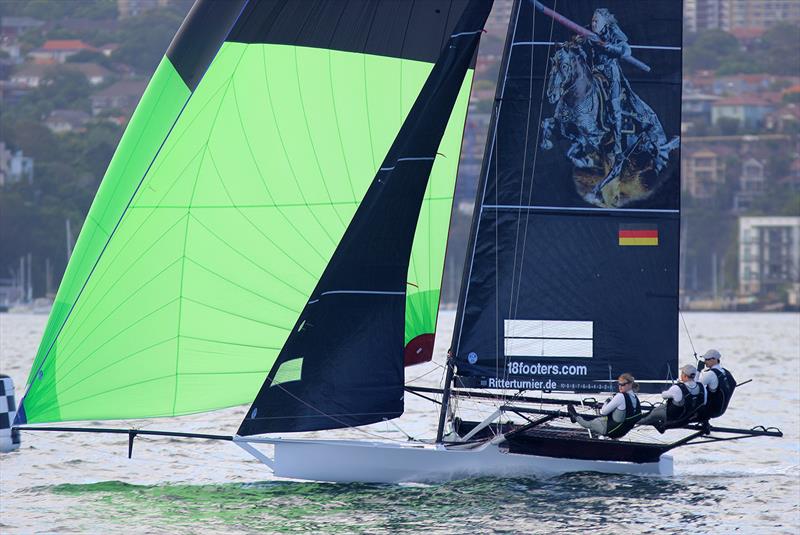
[0, 375, 20, 453]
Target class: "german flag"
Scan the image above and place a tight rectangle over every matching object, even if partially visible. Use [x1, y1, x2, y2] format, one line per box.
[619, 224, 658, 246]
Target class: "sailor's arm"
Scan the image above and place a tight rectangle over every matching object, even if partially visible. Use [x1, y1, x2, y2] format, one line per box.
[661, 384, 683, 403]
[599, 393, 625, 416]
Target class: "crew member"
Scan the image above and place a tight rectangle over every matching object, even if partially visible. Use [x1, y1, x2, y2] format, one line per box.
[696, 349, 736, 421]
[567, 373, 642, 438]
[637, 364, 707, 433]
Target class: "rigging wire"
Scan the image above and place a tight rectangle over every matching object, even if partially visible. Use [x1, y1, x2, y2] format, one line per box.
[680, 309, 698, 359]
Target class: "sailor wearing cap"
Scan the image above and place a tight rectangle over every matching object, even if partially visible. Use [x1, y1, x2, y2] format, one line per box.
[696, 349, 737, 421]
[637, 364, 707, 433]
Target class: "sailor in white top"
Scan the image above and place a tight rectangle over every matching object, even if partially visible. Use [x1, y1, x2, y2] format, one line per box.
[698, 349, 723, 392]
[637, 364, 707, 431]
[696, 348, 736, 420]
[568, 373, 640, 437]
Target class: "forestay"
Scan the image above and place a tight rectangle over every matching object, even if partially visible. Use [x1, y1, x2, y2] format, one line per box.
[451, 0, 683, 393]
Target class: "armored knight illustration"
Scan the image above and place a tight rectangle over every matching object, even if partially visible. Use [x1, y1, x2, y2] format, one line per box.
[539, 6, 680, 208]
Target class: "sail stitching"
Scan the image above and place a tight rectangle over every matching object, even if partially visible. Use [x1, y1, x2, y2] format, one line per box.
[293, 46, 347, 229]
[226, 48, 329, 265]
[54, 213, 190, 356]
[204, 137, 322, 282]
[52, 81, 233, 357]
[172, 51, 246, 415]
[186, 213, 310, 297]
[257, 46, 339, 248]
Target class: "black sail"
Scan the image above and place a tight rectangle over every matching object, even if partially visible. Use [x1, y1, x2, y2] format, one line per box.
[452, 0, 682, 393]
[239, 0, 493, 435]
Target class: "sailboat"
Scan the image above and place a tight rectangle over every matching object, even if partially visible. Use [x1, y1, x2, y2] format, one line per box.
[10, 0, 782, 484]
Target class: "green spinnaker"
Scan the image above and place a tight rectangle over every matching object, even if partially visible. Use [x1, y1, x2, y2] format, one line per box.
[22, 43, 471, 423]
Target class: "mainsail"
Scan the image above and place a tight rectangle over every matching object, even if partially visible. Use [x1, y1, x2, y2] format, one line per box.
[451, 0, 682, 393]
[17, 0, 483, 425]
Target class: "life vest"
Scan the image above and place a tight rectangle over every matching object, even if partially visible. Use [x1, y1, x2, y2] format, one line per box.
[605, 392, 642, 439]
[698, 367, 736, 420]
[665, 382, 706, 428]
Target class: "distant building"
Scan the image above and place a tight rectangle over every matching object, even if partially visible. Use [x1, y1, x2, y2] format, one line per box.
[90, 79, 147, 115]
[45, 109, 91, 134]
[733, 158, 766, 213]
[10, 63, 112, 88]
[117, 0, 170, 19]
[28, 40, 98, 65]
[725, 0, 800, 31]
[686, 0, 800, 32]
[0, 16, 44, 40]
[0, 142, 34, 186]
[682, 148, 727, 199]
[739, 217, 800, 295]
[766, 103, 800, 133]
[682, 93, 719, 125]
[711, 96, 775, 129]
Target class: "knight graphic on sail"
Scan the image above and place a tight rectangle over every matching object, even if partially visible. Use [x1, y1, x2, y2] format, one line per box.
[539, 4, 680, 208]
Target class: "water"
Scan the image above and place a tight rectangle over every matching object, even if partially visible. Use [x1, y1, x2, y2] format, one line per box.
[1, 311, 798, 533]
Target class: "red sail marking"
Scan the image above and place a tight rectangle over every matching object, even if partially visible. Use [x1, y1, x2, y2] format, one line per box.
[618, 230, 658, 238]
[404, 333, 435, 367]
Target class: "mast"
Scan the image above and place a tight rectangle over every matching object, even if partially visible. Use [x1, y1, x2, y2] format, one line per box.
[437, 0, 523, 443]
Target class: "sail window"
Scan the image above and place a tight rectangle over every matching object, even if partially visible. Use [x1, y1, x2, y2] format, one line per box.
[270, 358, 303, 387]
[504, 320, 593, 358]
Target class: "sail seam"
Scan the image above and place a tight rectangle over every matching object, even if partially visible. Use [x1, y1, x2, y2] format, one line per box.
[511, 41, 681, 51]
[483, 204, 680, 214]
[172, 52, 247, 415]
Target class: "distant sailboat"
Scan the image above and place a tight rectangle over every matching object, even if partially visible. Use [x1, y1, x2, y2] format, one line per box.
[12, 0, 781, 483]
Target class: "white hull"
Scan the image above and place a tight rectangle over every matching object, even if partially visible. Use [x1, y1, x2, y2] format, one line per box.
[234, 437, 673, 484]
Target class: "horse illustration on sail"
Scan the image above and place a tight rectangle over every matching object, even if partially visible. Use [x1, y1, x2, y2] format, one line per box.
[539, 5, 680, 208]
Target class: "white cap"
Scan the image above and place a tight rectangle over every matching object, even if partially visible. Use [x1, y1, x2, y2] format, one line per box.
[680, 364, 698, 378]
[702, 349, 721, 361]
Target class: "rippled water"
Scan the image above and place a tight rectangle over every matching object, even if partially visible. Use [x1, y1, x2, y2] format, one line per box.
[1, 311, 799, 534]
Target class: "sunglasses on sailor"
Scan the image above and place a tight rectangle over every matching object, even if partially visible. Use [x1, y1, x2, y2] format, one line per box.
[618, 381, 630, 387]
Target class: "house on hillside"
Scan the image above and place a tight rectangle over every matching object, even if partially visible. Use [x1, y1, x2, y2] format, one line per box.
[28, 40, 97, 65]
[711, 95, 776, 129]
[0, 16, 44, 40]
[10, 63, 112, 88]
[90, 79, 147, 115]
[682, 93, 719, 126]
[0, 142, 34, 186]
[45, 110, 91, 134]
[681, 148, 728, 200]
[733, 158, 766, 213]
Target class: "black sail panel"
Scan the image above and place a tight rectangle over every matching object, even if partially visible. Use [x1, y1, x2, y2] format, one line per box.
[238, 0, 493, 436]
[452, 0, 682, 393]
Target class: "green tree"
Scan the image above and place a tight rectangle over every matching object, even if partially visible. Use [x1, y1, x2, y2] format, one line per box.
[757, 23, 800, 76]
[684, 30, 740, 72]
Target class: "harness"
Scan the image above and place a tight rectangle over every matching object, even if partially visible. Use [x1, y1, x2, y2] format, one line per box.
[605, 392, 642, 439]
[666, 382, 706, 425]
[699, 367, 737, 420]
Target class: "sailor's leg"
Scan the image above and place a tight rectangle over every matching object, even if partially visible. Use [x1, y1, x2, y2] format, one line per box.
[575, 414, 609, 435]
[637, 405, 667, 427]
